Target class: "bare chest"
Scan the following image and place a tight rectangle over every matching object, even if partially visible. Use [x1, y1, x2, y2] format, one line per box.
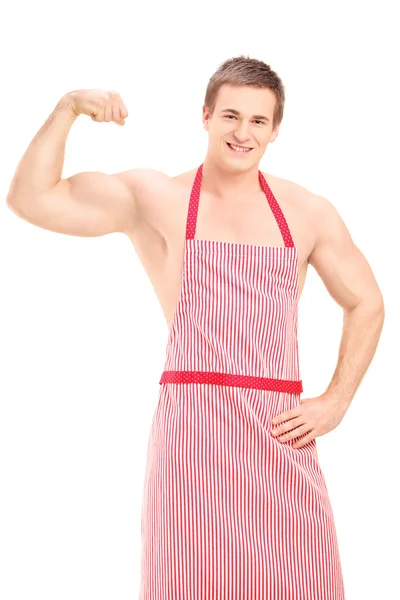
[127, 171, 313, 331]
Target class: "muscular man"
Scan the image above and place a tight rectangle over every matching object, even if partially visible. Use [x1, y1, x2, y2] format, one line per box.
[6, 56, 384, 599]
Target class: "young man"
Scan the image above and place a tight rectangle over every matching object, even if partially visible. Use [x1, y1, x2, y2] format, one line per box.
[6, 56, 384, 598]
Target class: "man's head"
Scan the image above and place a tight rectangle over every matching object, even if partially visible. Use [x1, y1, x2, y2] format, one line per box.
[203, 56, 285, 171]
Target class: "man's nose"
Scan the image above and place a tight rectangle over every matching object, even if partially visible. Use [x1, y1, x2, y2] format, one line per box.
[233, 121, 251, 142]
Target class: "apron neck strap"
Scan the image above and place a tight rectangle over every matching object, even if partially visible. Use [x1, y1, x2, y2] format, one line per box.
[186, 163, 295, 248]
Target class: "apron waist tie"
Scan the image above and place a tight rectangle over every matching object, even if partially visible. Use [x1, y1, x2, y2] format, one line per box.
[159, 370, 303, 394]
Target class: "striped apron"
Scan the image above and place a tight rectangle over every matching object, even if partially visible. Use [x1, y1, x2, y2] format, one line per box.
[140, 163, 345, 599]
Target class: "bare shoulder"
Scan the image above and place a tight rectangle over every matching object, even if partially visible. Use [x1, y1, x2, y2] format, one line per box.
[281, 176, 350, 242]
[260, 171, 315, 209]
[114, 167, 194, 244]
[115, 167, 174, 223]
[268, 171, 347, 220]
[116, 166, 194, 204]
[274, 173, 344, 219]
[273, 174, 355, 264]
[116, 167, 173, 198]
[260, 172, 351, 262]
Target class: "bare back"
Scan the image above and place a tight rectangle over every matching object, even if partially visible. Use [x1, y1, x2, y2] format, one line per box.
[124, 168, 315, 333]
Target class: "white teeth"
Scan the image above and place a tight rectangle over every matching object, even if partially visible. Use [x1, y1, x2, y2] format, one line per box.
[228, 143, 251, 152]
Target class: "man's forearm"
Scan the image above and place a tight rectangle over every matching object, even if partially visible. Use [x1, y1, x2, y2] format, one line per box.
[324, 300, 385, 407]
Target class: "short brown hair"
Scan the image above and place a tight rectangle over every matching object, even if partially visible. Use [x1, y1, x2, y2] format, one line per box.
[204, 55, 285, 130]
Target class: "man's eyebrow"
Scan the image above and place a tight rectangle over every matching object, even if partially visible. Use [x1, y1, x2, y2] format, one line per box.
[220, 108, 270, 122]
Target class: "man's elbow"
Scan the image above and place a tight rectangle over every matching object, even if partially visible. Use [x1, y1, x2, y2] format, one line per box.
[358, 294, 385, 319]
[348, 290, 385, 318]
[370, 289, 385, 317]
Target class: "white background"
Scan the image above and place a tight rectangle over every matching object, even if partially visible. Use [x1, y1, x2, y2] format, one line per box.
[0, 1, 398, 598]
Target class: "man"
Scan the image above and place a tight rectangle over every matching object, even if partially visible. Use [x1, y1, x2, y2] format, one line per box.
[6, 56, 384, 599]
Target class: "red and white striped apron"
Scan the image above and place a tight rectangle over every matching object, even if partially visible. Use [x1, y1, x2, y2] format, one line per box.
[140, 164, 345, 599]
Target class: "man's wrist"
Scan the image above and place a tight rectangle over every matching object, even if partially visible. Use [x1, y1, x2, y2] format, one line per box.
[323, 388, 354, 408]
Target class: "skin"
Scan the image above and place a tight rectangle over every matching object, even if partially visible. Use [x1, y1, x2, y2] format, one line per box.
[7, 84, 385, 448]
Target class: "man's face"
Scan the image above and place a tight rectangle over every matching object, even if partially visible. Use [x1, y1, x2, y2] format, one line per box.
[202, 84, 280, 170]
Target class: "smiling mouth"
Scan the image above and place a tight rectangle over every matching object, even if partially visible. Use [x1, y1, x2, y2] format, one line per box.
[226, 142, 253, 152]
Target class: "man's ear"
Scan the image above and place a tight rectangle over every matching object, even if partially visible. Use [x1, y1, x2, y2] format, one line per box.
[202, 104, 210, 131]
[269, 123, 281, 143]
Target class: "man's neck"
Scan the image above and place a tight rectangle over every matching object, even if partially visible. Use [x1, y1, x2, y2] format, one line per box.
[200, 156, 263, 199]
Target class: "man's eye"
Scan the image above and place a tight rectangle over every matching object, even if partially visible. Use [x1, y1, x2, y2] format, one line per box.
[225, 115, 264, 125]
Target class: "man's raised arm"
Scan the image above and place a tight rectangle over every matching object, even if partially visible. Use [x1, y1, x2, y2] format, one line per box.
[6, 90, 140, 237]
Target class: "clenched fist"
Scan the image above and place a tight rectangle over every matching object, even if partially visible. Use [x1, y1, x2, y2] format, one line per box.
[64, 89, 128, 126]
